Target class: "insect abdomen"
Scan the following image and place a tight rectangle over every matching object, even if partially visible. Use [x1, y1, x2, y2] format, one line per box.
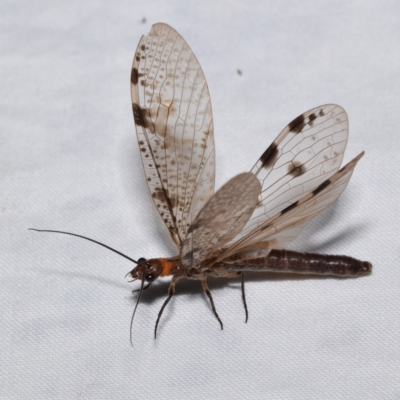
[229, 250, 372, 277]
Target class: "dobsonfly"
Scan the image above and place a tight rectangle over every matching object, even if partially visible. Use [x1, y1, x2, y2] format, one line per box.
[31, 23, 372, 344]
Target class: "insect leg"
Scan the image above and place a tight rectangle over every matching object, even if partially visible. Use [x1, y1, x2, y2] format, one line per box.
[201, 279, 223, 330]
[154, 277, 179, 339]
[220, 272, 248, 323]
[241, 273, 248, 323]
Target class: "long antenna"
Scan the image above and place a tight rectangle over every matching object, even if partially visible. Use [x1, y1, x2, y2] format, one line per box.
[29, 229, 138, 264]
[130, 275, 145, 347]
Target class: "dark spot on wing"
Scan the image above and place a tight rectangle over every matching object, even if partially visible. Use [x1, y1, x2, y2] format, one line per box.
[152, 190, 166, 201]
[153, 190, 175, 208]
[136, 55, 140, 62]
[141, 44, 145, 51]
[132, 103, 146, 127]
[281, 201, 298, 214]
[288, 162, 306, 177]
[260, 142, 278, 168]
[308, 113, 317, 126]
[132, 104, 153, 132]
[312, 179, 331, 196]
[319, 108, 325, 116]
[131, 68, 139, 85]
[187, 221, 201, 234]
[288, 114, 306, 134]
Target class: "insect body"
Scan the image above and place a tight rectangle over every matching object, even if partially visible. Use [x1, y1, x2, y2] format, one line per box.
[129, 23, 372, 337]
[31, 23, 372, 343]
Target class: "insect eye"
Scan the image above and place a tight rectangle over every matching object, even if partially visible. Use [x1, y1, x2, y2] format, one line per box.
[138, 257, 146, 263]
[145, 273, 156, 282]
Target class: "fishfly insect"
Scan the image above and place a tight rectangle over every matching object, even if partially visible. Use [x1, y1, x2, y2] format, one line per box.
[31, 23, 372, 343]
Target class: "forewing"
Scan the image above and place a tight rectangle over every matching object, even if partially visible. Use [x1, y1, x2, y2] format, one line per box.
[131, 23, 215, 248]
[236, 105, 348, 242]
[219, 152, 364, 260]
[181, 173, 261, 270]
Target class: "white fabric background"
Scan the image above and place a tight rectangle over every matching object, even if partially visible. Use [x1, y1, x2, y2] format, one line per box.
[1, 0, 399, 399]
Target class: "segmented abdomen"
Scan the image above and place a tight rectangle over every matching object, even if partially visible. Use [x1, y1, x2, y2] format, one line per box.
[227, 249, 372, 277]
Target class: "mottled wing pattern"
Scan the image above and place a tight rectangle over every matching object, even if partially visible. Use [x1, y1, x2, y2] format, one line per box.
[219, 152, 364, 260]
[236, 105, 348, 244]
[181, 173, 261, 270]
[131, 23, 215, 248]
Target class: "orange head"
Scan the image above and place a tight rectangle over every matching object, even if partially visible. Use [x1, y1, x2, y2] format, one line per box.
[129, 258, 163, 283]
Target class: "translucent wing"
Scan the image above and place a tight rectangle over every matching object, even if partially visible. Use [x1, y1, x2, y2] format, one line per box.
[219, 152, 364, 261]
[236, 105, 348, 244]
[131, 23, 215, 248]
[181, 173, 261, 270]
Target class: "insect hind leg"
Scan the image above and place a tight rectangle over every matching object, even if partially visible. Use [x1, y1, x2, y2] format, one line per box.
[201, 279, 223, 330]
[222, 272, 248, 323]
[240, 273, 248, 323]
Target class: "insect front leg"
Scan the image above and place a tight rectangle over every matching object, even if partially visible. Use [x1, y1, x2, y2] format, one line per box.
[154, 277, 180, 339]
